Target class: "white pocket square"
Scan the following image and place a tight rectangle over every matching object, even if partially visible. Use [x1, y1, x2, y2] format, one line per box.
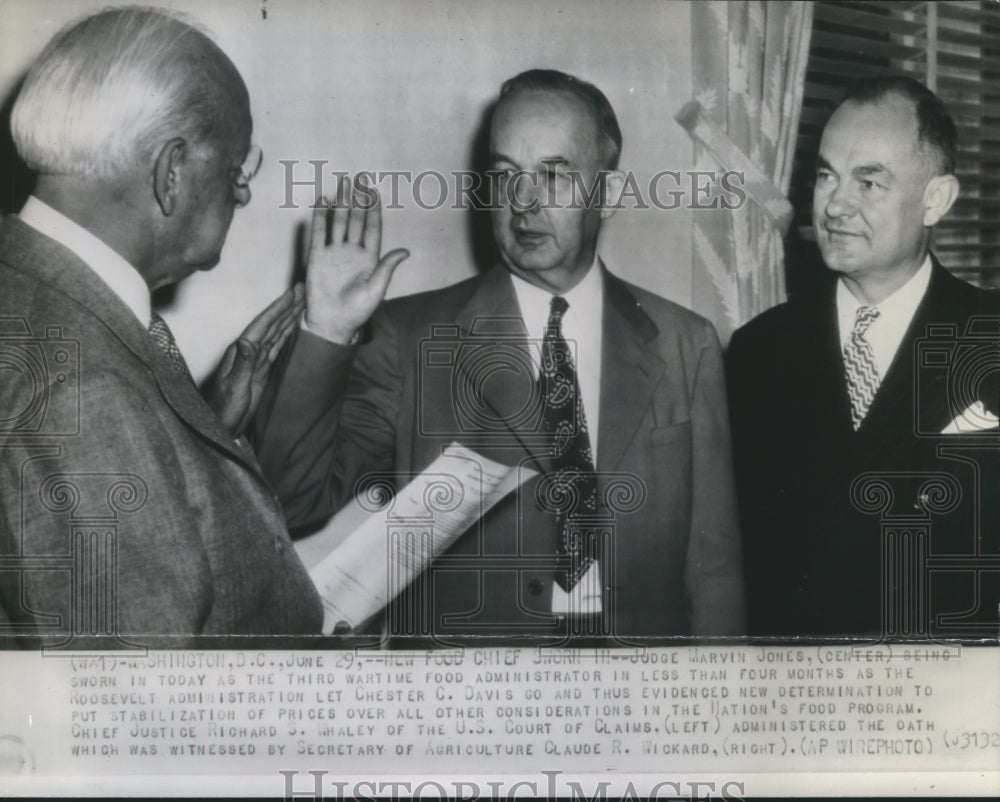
[941, 401, 999, 433]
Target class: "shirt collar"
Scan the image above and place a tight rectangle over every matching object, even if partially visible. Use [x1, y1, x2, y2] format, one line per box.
[837, 255, 932, 340]
[19, 196, 151, 326]
[509, 257, 604, 332]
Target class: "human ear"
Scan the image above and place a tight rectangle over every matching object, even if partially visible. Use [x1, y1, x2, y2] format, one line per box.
[152, 138, 187, 217]
[922, 173, 959, 227]
[600, 170, 626, 220]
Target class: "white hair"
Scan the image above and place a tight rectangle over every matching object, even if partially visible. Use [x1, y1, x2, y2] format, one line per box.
[11, 6, 248, 181]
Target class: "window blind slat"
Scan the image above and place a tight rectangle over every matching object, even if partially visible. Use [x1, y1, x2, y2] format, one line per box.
[814, 4, 922, 35]
[813, 31, 925, 60]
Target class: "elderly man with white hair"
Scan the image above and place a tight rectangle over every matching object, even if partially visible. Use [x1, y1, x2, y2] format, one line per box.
[0, 7, 365, 646]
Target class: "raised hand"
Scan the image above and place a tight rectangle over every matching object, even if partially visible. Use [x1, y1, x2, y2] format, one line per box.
[206, 284, 305, 437]
[304, 175, 409, 344]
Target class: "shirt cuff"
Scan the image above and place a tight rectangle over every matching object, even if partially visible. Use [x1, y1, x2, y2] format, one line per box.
[300, 314, 360, 346]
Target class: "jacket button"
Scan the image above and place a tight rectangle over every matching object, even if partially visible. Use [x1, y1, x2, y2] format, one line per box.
[528, 578, 544, 596]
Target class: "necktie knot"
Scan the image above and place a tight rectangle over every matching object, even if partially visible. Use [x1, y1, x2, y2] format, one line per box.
[547, 296, 569, 328]
[853, 305, 880, 335]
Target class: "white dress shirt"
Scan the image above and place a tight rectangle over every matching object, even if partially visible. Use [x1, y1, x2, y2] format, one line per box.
[836, 255, 932, 380]
[509, 261, 604, 462]
[19, 196, 151, 326]
[510, 261, 605, 616]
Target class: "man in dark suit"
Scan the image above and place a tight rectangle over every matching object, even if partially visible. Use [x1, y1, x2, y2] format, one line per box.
[727, 76, 1000, 641]
[258, 69, 744, 644]
[0, 7, 324, 646]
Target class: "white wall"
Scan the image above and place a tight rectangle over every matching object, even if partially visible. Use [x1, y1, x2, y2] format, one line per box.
[0, 0, 694, 380]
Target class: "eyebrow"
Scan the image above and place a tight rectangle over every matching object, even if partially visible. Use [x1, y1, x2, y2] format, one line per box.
[816, 154, 894, 181]
[853, 162, 893, 180]
[488, 152, 574, 169]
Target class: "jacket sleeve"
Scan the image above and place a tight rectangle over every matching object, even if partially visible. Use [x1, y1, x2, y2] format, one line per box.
[254, 308, 403, 529]
[684, 321, 746, 637]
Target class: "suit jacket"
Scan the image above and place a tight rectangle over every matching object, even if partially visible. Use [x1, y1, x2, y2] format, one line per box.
[726, 258, 1000, 641]
[0, 216, 322, 648]
[257, 265, 744, 644]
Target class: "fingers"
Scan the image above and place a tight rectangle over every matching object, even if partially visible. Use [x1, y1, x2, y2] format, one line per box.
[368, 248, 410, 298]
[263, 291, 304, 364]
[242, 286, 299, 344]
[361, 176, 383, 255]
[242, 285, 304, 371]
[310, 200, 330, 253]
[231, 339, 256, 380]
[347, 179, 374, 245]
[330, 175, 350, 245]
[327, 175, 379, 247]
[266, 307, 301, 364]
[216, 339, 239, 381]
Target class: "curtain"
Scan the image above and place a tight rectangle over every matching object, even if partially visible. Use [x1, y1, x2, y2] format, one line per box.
[677, 0, 813, 341]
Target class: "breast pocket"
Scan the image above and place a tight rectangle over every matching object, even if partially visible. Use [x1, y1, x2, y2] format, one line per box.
[650, 420, 691, 448]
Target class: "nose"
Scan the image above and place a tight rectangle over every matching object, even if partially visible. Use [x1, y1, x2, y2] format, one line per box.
[509, 172, 541, 214]
[822, 181, 856, 220]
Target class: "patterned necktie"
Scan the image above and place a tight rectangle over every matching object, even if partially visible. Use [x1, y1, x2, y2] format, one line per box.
[843, 305, 881, 430]
[148, 312, 195, 384]
[538, 296, 599, 591]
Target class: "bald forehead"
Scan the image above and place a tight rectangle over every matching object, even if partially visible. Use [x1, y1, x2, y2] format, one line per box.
[492, 89, 602, 150]
[833, 96, 918, 137]
[825, 96, 925, 168]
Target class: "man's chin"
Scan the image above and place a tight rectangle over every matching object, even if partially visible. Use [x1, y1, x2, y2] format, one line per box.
[503, 248, 554, 273]
[196, 256, 222, 272]
[818, 244, 864, 275]
[158, 256, 221, 288]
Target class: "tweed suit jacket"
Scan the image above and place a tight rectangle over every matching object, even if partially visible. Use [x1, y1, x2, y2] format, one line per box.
[257, 265, 744, 644]
[0, 216, 322, 648]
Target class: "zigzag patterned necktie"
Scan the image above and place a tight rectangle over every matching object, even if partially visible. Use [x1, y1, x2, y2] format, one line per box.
[538, 296, 599, 591]
[148, 312, 195, 385]
[843, 305, 881, 430]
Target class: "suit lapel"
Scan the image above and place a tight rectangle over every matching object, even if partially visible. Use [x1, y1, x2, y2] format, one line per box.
[454, 267, 550, 470]
[452, 266, 670, 473]
[2, 216, 262, 475]
[858, 260, 962, 443]
[815, 287, 855, 440]
[597, 271, 666, 471]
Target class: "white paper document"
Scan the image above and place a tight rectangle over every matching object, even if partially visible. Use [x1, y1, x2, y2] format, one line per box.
[296, 443, 534, 634]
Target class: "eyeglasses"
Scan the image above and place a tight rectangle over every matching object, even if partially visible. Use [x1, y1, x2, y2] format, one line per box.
[233, 144, 263, 189]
